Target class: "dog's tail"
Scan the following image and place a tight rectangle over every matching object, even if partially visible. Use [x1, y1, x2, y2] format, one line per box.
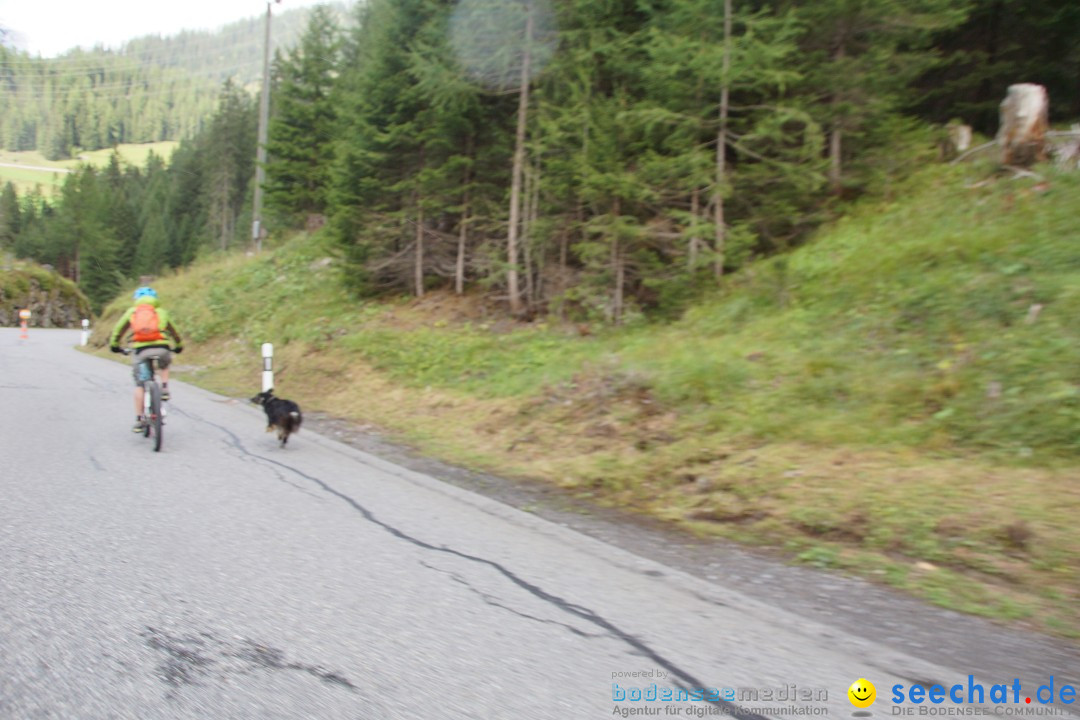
[285, 411, 302, 434]
[277, 411, 302, 448]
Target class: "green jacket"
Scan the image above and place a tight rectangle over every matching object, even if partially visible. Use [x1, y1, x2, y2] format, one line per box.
[108, 296, 184, 350]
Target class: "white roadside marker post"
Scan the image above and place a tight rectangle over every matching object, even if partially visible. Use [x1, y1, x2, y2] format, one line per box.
[262, 343, 274, 392]
[81, 318, 90, 346]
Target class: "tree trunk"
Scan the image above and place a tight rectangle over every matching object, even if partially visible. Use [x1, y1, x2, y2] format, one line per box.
[506, 8, 533, 316]
[528, 158, 542, 307]
[997, 83, 1049, 167]
[558, 206, 575, 321]
[713, 0, 732, 282]
[828, 45, 845, 195]
[523, 165, 534, 311]
[220, 171, 232, 251]
[415, 147, 426, 298]
[561, 217, 570, 272]
[612, 198, 624, 325]
[415, 203, 425, 298]
[828, 126, 842, 194]
[456, 137, 473, 296]
[689, 188, 701, 269]
[456, 191, 469, 296]
[412, 198, 425, 297]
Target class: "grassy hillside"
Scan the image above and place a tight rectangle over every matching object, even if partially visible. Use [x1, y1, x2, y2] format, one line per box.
[0, 142, 179, 196]
[90, 163, 1080, 636]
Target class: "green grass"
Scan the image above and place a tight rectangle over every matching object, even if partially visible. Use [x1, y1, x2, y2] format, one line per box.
[0, 142, 179, 196]
[0, 162, 72, 196]
[645, 164, 1080, 460]
[94, 163, 1080, 465]
[209, 163, 1076, 462]
[86, 162, 1080, 635]
[0, 149, 80, 168]
[339, 325, 600, 397]
[75, 141, 178, 168]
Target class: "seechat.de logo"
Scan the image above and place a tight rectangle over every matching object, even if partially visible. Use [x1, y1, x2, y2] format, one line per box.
[850, 678, 877, 715]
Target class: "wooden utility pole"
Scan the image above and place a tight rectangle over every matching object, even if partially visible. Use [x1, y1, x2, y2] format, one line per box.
[252, 0, 280, 253]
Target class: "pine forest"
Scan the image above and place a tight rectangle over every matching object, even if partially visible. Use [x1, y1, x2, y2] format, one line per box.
[0, 0, 1077, 315]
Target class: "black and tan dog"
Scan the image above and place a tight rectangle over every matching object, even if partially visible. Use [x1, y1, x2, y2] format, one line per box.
[250, 389, 302, 447]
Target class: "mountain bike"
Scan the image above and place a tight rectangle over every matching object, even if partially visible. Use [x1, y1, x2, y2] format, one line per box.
[123, 348, 169, 452]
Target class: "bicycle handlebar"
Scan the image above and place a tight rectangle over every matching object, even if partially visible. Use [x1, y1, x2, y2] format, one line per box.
[119, 347, 177, 356]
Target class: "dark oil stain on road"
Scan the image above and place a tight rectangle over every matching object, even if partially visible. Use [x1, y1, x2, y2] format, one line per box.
[141, 626, 356, 695]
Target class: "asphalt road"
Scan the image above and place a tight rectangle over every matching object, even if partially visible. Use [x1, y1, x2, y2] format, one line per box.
[1, 329, 1077, 720]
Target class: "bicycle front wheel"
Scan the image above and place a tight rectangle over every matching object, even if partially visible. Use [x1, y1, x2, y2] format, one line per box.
[147, 381, 163, 452]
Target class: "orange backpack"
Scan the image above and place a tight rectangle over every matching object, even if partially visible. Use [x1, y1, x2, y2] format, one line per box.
[131, 304, 164, 342]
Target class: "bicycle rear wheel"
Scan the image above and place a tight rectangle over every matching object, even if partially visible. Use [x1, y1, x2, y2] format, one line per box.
[139, 362, 153, 438]
[142, 388, 151, 438]
[147, 381, 163, 452]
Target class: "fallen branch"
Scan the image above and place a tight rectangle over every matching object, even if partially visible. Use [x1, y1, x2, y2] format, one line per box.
[950, 140, 997, 164]
[1003, 166, 1045, 181]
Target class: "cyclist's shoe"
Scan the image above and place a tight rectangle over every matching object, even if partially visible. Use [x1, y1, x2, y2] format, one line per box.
[132, 417, 145, 433]
[161, 388, 171, 402]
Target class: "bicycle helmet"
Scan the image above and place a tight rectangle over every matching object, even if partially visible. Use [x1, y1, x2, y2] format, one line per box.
[133, 286, 158, 301]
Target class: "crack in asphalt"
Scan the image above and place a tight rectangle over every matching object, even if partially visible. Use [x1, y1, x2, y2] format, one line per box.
[419, 560, 606, 639]
[188, 411, 772, 720]
[170, 406, 322, 499]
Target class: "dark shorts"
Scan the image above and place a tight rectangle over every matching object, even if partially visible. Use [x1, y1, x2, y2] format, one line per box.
[131, 347, 172, 385]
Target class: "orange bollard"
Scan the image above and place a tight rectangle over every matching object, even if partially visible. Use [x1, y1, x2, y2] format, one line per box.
[18, 309, 31, 340]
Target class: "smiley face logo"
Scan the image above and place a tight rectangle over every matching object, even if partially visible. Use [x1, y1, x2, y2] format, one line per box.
[848, 679, 876, 708]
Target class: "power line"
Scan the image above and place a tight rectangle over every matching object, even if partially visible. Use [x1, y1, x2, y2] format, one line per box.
[0, 67, 265, 100]
[0, 6, 338, 69]
[1, 38, 275, 64]
[0, 86, 248, 102]
[0, 13, 351, 72]
[0, 44, 277, 73]
[1, 65, 261, 87]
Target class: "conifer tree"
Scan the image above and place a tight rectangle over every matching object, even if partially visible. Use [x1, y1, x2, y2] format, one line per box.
[102, 152, 142, 276]
[916, 0, 1078, 130]
[265, 5, 342, 225]
[204, 80, 257, 251]
[781, 0, 968, 195]
[134, 152, 172, 275]
[48, 167, 120, 310]
[0, 181, 19, 250]
[331, 0, 441, 294]
[13, 192, 48, 262]
[450, 0, 556, 313]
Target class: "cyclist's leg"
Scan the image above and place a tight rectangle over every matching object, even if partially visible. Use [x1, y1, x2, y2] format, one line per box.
[131, 351, 148, 431]
[148, 348, 174, 400]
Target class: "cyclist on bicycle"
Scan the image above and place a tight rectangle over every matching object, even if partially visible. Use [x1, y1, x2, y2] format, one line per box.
[108, 287, 185, 433]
